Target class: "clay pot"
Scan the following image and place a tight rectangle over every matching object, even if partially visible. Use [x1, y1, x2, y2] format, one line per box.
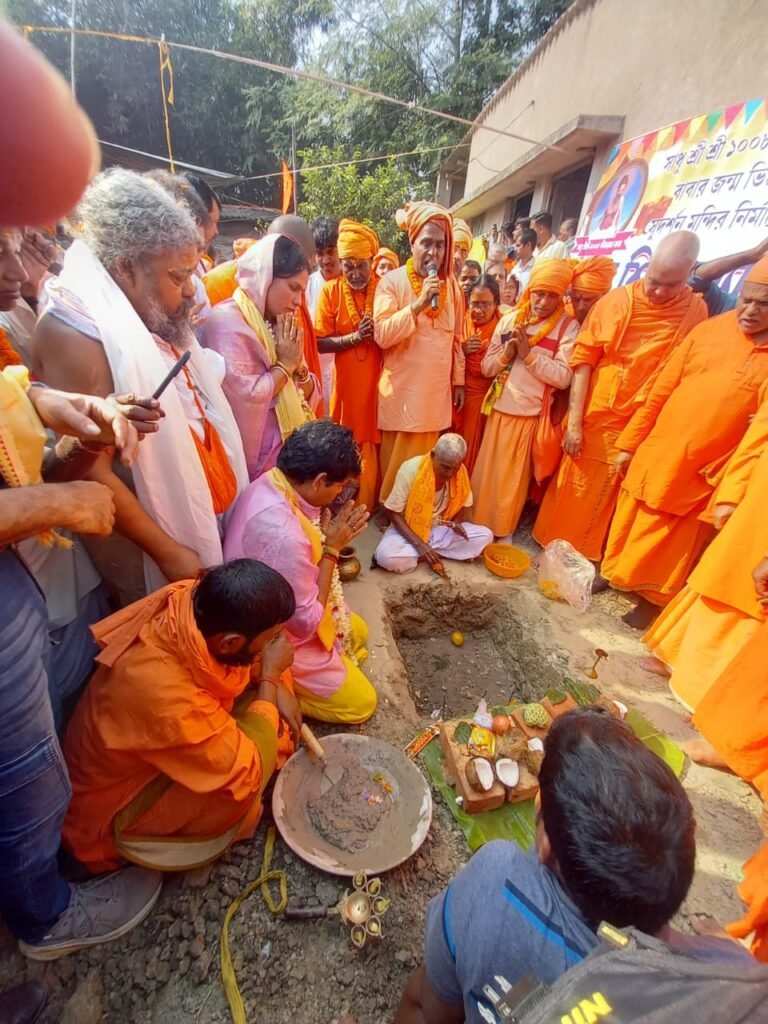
[338, 546, 362, 583]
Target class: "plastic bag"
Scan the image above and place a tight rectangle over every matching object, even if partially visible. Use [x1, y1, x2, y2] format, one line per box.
[536, 539, 595, 614]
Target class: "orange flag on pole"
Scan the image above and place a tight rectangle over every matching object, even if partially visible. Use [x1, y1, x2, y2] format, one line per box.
[281, 159, 293, 215]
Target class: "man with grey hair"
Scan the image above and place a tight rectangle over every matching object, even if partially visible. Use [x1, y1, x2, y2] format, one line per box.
[30, 168, 248, 604]
[374, 433, 492, 573]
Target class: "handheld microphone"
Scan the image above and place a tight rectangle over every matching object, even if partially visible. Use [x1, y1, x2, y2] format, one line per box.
[426, 262, 439, 311]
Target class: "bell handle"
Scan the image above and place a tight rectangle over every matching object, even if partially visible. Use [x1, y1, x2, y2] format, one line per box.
[283, 905, 329, 921]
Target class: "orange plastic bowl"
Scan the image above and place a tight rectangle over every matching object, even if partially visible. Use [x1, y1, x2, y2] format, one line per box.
[483, 543, 531, 579]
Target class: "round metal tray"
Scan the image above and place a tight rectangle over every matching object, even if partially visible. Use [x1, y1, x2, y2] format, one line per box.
[272, 733, 432, 876]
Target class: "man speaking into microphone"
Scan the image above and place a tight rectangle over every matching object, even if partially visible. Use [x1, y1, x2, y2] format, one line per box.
[374, 201, 465, 501]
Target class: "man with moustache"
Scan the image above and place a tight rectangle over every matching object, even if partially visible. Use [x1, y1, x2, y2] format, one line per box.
[30, 169, 248, 604]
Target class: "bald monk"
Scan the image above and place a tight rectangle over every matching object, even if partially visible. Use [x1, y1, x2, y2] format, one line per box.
[602, 257, 768, 628]
[316, 219, 382, 508]
[533, 231, 707, 563]
[569, 256, 617, 324]
[202, 215, 325, 415]
[375, 201, 465, 500]
[642, 387, 768, 713]
[63, 559, 300, 873]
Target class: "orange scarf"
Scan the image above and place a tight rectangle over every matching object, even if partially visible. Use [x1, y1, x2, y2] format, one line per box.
[404, 454, 471, 543]
[175, 352, 238, 515]
[463, 308, 500, 382]
[0, 327, 22, 371]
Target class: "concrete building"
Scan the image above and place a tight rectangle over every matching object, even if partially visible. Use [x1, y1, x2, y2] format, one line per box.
[438, 0, 766, 235]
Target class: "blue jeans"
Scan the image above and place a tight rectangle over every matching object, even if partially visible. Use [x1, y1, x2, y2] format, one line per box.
[0, 548, 71, 942]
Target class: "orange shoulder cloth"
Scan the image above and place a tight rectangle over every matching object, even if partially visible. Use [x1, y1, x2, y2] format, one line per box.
[404, 454, 470, 543]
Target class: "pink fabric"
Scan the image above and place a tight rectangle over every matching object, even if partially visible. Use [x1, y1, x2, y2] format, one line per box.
[480, 310, 578, 417]
[199, 300, 281, 480]
[374, 265, 465, 432]
[223, 474, 346, 697]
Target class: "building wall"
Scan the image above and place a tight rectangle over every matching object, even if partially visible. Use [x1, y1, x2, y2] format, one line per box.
[463, 0, 765, 198]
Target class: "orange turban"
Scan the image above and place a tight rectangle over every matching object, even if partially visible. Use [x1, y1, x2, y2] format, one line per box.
[528, 258, 574, 296]
[571, 256, 616, 294]
[373, 247, 400, 274]
[746, 254, 768, 286]
[395, 201, 454, 277]
[337, 218, 379, 261]
[453, 218, 473, 252]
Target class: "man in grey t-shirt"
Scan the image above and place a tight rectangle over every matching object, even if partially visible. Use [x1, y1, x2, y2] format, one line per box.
[395, 707, 751, 1024]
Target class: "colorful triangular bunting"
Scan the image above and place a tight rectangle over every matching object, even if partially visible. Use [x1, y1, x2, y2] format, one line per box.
[744, 97, 763, 124]
[724, 101, 744, 129]
[706, 109, 722, 133]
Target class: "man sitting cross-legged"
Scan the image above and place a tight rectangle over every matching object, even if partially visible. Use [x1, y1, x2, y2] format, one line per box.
[374, 433, 492, 574]
[395, 706, 751, 1024]
[63, 559, 300, 874]
[224, 419, 377, 724]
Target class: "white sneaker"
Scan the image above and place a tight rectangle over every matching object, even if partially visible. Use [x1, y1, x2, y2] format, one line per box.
[19, 866, 162, 961]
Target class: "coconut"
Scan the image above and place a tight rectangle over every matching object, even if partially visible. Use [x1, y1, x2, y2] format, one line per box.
[465, 757, 495, 792]
[495, 729, 528, 761]
[495, 758, 520, 789]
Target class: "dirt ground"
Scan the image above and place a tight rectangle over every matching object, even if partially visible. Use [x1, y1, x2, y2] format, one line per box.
[0, 525, 761, 1023]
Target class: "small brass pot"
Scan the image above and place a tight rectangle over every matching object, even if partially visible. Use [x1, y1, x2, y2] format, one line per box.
[338, 546, 362, 583]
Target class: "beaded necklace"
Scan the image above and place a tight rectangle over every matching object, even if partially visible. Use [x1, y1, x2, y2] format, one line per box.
[340, 275, 376, 361]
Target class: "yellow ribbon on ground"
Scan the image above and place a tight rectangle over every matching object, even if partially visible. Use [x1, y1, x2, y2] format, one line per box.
[404, 453, 471, 543]
[266, 467, 336, 650]
[220, 826, 287, 1024]
[233, 287, 312, 441]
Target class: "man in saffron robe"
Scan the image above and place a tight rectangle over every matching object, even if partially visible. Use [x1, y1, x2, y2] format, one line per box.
[374, 434, 492, 573]
[375, 201, 465, 500]
[533, 231, 707, 565]
[453, 218, 473, 276]
[642, 388, 768, 714]
[373, 248, 400, 279]
[63, 560, 299, 874]
[224, 420, 377, 724]
[568, 256, 617, 325]
[602, 258, 768, 627]
[316, 218, 382, 508]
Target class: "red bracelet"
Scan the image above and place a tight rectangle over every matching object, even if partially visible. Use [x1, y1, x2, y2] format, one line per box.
[321, 552, 339, 565]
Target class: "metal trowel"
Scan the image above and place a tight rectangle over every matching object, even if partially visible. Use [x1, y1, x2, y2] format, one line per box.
[300, 723, 343, 793]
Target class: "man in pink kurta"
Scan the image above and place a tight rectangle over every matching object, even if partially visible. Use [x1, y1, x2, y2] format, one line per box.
[375, 201, 465, 500]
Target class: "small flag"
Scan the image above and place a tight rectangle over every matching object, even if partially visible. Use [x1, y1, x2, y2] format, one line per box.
[281, 159, 293, 215]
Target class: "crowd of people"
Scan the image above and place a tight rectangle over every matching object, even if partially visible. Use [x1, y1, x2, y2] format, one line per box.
[1, 20, 767, 1024]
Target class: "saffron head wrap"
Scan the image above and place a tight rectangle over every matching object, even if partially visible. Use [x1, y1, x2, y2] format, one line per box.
[571, 255, 616, 294]
[337, 219, 379, 261]
[395, 200, 454, 277]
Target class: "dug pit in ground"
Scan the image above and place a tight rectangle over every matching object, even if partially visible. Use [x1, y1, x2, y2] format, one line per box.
[386, 580, 568, 719]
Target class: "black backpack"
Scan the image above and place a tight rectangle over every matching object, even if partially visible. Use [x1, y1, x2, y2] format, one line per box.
[481, 924, 768, 1023]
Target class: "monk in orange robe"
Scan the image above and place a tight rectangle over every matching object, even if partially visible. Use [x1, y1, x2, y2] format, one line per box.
[603, 261, 768, 625]
[643, 386, 768, 713]
[375, 201, 465, 500]
[533, 231, 707, 563]
[372, 247, 400, 279]
[316, 219, 382, 508]
[568, 255, 617, 324]
[63, 560, 299, 873]
[453, 272, 502, 475]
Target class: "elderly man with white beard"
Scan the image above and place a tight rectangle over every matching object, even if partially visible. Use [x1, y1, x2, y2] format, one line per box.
[30, 169, 248, 604]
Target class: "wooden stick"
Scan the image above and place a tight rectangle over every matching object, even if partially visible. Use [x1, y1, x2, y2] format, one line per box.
[300, 723, 327, 765]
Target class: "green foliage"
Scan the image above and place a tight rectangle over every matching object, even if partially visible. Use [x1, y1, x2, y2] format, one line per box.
[8, 0, 574, 209]
[297, 146, 431, 252]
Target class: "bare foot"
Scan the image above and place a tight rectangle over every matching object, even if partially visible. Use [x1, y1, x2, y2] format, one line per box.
[639, 656, 671, 678]
[681, 739, 731, 773]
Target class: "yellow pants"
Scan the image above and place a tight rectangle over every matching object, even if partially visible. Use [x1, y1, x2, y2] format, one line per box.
[295, 613, 377, 724]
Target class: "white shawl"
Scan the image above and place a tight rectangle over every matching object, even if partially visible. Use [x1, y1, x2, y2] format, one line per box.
[57, 240, 248, 592]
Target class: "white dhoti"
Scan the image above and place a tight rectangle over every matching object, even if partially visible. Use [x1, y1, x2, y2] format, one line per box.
[374, 523, 492, 574]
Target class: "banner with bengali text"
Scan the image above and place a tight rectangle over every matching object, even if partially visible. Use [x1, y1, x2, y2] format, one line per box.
[574, 97, 768, 294]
